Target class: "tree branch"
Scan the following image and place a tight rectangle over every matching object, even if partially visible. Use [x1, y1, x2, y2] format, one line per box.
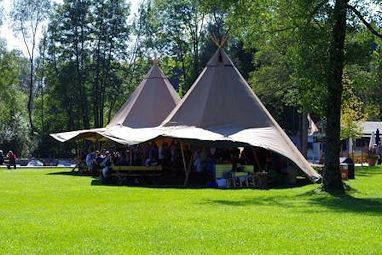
[347, 4, 382, 39]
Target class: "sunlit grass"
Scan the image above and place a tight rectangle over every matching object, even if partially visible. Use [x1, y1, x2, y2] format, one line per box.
[0, 167, 381, 254]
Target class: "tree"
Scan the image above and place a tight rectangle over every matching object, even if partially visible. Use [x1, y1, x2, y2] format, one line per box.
[10, 0, 51, 135]
[322, 0, 350, 194]
[46, 0, 93, 130]
[0, 41, 34, 157]
[209, 0, 382, 193]
[323, 0, 382, 194]
[90, 0, 130, 127]
[340, 76, 366, 145]
[43, 0, 132, 132]
[153, 0, 207, 94]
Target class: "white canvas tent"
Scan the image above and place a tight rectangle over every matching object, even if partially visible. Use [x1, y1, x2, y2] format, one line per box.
[102, 48, 320, 182]
[50, 63, 181, 142]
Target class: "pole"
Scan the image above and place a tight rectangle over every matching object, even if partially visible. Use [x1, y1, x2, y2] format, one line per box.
[180, 141, 194, 187]
[184, 155, 193, 187]
[251, 147, 263, 171]
[129, 146, 133, 165]
[180, 140, 188, 176]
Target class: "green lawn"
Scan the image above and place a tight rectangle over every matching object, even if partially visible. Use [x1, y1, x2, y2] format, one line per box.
[0, 167, 381, 254]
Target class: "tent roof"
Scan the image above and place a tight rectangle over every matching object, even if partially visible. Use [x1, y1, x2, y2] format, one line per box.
[162, 49, 272, 129]
[107, 64, 180, 128]
[50, 63, 180, 142]
[159, 48, 320, 182]
[362, 121, 382, 136]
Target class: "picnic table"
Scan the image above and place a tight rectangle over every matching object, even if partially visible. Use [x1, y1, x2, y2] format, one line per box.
[111, 165, 162, 185]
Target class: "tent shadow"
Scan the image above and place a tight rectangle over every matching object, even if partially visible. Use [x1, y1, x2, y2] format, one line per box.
[205, 192, 382, 215]
[89, 177, 312, 190]
[46, 171, 96, 178]
[90, 178, 218, 189]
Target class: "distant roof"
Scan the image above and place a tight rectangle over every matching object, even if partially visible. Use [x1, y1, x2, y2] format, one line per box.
[362, 121, 382, 136]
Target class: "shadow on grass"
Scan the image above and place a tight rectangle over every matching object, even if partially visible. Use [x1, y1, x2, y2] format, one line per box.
[307, 195, 382, 215]
[90, 178, 217, 189]
[89, 179, 312, 190]
[206, 193, 382, 215]
[47, 170, 312, 190]
[46, 171, 96, 178]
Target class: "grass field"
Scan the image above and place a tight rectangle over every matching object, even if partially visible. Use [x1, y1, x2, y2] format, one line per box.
[0, 167, 381, 254]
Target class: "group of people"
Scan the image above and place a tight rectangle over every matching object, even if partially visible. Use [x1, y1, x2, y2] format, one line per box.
[80, 142, 181, 174]
[73, 142, 298, 187]
[0, 150, 17, 169]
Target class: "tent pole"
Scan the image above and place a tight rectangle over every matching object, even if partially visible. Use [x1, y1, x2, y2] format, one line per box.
[180, 141, 188, 177]
[184, 152, 194, 187]
[72, 139, 80, 172]
[252, 147, 263, 171]
[129, 146, 133, 165]
[180, 141, 193, 187]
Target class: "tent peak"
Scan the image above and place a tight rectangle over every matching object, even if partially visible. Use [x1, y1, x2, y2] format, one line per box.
[153, 58, 160, 65]
[207, 48, 234, 66]
[210, 30, 230, 48]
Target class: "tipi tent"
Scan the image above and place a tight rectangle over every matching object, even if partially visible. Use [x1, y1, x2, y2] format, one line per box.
[160, 48, 320, 181]
[104, 48, 320, 182]
[50, 62, 180, 142]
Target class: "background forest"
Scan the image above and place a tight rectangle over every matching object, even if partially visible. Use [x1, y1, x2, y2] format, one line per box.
[0, 0, 381, 160]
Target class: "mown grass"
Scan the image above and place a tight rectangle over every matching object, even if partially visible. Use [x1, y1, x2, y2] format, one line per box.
[0, 166, 381, 254]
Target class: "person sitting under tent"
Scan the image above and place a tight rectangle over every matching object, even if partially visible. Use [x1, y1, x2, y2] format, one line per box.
[100, 151, 112, 183]
[92, 151, 104, 174]
[205, 152, 216, 182]
[116, 150, 129, 166]
[145, 143, 159, 166]
[193, 148, 203, 173]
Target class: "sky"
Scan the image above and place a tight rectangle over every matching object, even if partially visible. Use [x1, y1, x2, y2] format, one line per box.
[0, 0, 140, 56]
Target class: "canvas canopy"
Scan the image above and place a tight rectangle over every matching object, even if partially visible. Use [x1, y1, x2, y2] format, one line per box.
[50, 63, 180, 142]
[102, 48, 320, 182]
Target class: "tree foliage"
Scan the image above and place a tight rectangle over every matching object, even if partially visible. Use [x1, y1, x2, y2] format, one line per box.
[340, 75, 367, 140]
[1, 0, 382, 170]
[10, 0, 51, 134]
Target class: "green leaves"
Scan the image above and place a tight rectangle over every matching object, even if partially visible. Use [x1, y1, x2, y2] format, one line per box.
[340, 75, 367, 140]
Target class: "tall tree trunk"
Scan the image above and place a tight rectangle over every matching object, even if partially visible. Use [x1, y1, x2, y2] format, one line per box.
[41, 80, 44, 134]
[323, 0, 349, 194]
[80, 25, 89, 129]
[28, 60, 35, 134]
[93, 40, 101, 128]
[101, 42, 113, 127]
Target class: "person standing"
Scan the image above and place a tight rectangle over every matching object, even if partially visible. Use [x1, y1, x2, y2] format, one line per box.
[6, 151, 16, 169]
[85, 151, 95, 172]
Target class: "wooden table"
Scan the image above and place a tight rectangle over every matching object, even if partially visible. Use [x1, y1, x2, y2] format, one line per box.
[111, 165, 162, 185]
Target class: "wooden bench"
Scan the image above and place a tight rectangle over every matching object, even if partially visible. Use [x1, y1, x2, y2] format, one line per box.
[110, 165, 162, 185]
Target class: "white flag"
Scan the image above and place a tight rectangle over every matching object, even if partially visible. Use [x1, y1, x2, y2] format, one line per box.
[307, 113, 318, 136]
